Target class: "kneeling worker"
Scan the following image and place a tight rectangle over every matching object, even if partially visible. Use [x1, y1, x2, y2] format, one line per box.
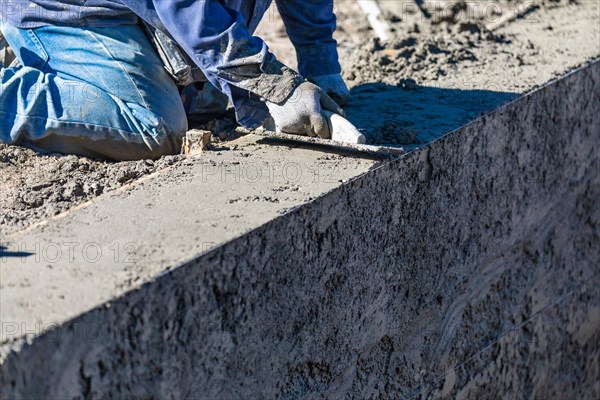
[0, 0, 350, 160]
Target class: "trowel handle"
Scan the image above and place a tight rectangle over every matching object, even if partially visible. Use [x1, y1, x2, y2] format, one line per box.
[323, 111, 367, 144]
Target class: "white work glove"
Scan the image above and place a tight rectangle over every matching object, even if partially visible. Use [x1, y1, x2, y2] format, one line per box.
[309, 74, 351, 107]
[265, 81, 345, 139]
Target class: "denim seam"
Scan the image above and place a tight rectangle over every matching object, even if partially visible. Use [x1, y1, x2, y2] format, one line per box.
[26, 29, 49, 70]
[84, 29, 150, 110]
[0, 109, 140, 137]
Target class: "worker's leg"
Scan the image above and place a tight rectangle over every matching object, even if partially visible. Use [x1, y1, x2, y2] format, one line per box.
[0, 23, 187, 161]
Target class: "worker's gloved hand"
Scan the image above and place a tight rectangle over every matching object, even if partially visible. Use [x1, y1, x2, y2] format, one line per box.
[265, 81, 345, 139]
[309, 74, 351, 107]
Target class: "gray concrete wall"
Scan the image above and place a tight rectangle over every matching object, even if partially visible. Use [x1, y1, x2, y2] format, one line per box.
[1, 61, 599, 399]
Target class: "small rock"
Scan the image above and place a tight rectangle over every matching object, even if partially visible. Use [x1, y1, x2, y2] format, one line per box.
[62, 181, 85, 199]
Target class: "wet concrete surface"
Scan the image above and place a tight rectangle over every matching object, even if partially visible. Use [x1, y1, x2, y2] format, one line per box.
[1, 60, 598, 399]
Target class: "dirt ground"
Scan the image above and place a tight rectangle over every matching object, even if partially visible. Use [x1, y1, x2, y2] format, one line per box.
[1, 0, 599, 236]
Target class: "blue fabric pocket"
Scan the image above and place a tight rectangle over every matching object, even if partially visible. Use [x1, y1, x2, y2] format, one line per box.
[0, 23, 49, 71]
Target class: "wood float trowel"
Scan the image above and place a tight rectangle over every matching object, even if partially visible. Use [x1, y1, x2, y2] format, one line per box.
[323, 110, 366, 144]
[257, 111, 405, 158]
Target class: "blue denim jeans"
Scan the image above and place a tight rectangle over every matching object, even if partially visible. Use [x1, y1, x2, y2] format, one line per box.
[0, 23, 188, 160]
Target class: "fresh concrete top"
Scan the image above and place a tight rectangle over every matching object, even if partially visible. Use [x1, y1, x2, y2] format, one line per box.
[1, 137, 379, 343]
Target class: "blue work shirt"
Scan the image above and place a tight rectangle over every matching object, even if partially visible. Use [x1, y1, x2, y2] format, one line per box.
[0, 0, 341, 128]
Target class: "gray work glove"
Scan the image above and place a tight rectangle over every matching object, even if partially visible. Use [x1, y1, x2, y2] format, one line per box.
[309, 74, 351, 107]
[265, 81, 345, 139]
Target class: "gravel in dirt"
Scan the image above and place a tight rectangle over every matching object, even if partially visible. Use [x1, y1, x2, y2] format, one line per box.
[0, 145, 182, 233]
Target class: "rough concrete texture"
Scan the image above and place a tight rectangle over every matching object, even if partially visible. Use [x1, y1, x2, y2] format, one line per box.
[1, 56, 598, 399]
[0, 139, 377, 344]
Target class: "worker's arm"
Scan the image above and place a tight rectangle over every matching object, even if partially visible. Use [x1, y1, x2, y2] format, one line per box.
[132, 0, 302, 128]
[129, 0, 343, 137]
[275, 0, 350, 105]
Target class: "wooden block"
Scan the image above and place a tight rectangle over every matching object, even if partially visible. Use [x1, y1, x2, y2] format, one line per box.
[182, 130, 212, 155]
